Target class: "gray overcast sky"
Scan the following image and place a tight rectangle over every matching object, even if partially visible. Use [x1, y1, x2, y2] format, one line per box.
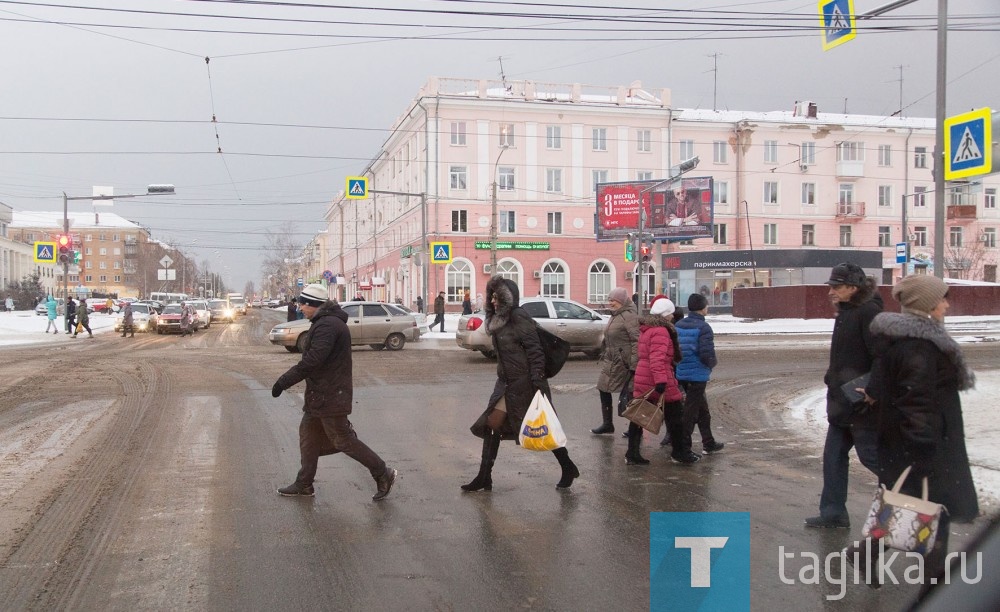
[1, 0, 998, 290]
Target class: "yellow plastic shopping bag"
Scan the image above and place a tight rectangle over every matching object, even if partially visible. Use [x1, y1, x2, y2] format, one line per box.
[518, 390, 567, 451]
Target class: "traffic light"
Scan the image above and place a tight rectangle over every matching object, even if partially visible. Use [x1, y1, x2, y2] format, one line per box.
[640, 245, 651, 257]
[624, 240, 635, 262]
[57, 234, 71, 264]
[73, 250, 82, 265]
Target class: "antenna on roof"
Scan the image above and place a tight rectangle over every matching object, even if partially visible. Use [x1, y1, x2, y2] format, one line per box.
[497, 56, 512, 93]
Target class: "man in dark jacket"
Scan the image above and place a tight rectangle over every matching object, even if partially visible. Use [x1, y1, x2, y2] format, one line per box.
[65, 296, 77, 334]
[675, 293, 724, 455]
[430, 291, 446, 332]
[271, 284, 397, 501]
[805, 263, 882, 528]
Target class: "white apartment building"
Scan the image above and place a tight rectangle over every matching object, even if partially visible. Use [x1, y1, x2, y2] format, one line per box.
[324, 78, 998, 311]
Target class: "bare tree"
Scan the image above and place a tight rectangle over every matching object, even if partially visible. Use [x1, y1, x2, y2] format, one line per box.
[259, 223, 306, 300]
[944, 231, 989, 280]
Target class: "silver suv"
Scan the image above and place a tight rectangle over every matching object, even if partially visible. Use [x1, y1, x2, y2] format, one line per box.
[456, 297, 608, 359]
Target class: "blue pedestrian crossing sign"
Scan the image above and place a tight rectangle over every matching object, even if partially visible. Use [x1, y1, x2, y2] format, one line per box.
[819, 0, 856, 51]
[945, 107, 993, 181]
[346, 176, 368, 200]
[430, 241, 453, 265]
[33, 241, 56, 263]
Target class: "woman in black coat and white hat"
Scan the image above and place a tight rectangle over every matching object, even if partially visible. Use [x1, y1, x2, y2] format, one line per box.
[462, 276, 579, 492]
[867, 274, 978, 595]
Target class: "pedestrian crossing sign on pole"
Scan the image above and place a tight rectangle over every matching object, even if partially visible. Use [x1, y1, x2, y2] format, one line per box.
[430, 241, 453, 264]
[33, 241, 57, 263]
[818, 0, 856, 51]
[346, 176, 368, 200]
[945, 107, 994, 181]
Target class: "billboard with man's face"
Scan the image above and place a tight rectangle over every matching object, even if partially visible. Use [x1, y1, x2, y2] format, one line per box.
[595, 177, 714, 242]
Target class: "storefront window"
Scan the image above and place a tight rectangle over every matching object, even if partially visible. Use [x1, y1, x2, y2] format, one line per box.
[541, 261, 567, 298]
[589, 261, 613, 304]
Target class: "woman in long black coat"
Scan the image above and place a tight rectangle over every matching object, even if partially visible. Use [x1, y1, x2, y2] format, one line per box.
[463, 276, 579, 491]
[868, 274, 978, 596]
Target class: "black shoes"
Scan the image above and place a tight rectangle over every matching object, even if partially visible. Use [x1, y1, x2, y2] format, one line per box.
[277, 482, 315, 497]
[671, 452, 702, 465]
[460, 474, 492, 492]
[372, 467, 397, 501]
[590, 422, 614, 435]
[804, 515, 850, 529]
[556, 462, 580, 489]
[625, 455, 650, 466]
[703, 442, 725, 454]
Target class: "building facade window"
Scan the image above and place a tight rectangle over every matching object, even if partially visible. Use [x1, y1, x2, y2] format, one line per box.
[636, 129, 651, 152]
[547, 212, 562, 235]
[679, 140, 695, 161]
[545, 168, 563, 193]
[839, 183, 854, 204]
[449, 165, 467, 190]
[500, 210, 516, 233]
[763, 223, 778, 245]
[840, 225, 853, 247]
[713, 141, 728, 164]
[800, 142, 816, 165]
[499, 123, 514, 148]
[496, 260, 520, 284]
[836, 141, 865, 161]
[450, 121, 466, 146]
[592, 128, 607, 151]
[446, 260, 472, 302]
[914, 146, 927, 168]
[802, 224, 815, 246]
[983, 228, 996, 248]
[985, 187, 997, 209]
[637, 170, 653, 181]
[878, 185, 893, 207]
[763, 181, 779, 205]
[763, 140, 778, 163]
[949, 226, 963, 248]
[878, 144, 892, 166]
[98, 275, 106, 283]
[546, 125, 562, 149]
[498, 167, 515, 191]
[540, 261, 567, 298]
[878, 225, 892, 247]
[714, 181, 729, 206]
[114, 275, 121, 283]
[914, 226, 928, 247]
[913, 186, 927, 207]
[592, 169, 608, 193]
[99, 247, 107, 256]
[714, 223, 727, 244]
[589, 261, 612, 303]
[801, 183, 816, 205]
[451, 209, 467, 232]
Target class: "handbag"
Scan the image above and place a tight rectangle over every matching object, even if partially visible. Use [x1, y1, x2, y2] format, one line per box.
[518, 390, 567, 451]
[839, 372, 871, 407]
[861, 465, 946, 555]
[621, 389, 665, 435]
[535, 324, 570, 379]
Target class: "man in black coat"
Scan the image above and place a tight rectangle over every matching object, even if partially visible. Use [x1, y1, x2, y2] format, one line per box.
[805, 263, 882, 529]
[271, 284, 396, 501]
[429, 291, 446, 332]
[286, 300, 298, 322]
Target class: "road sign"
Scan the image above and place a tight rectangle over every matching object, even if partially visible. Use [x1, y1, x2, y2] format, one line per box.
[895, 242, 908, 264]
[297, 278, 304, 286]
[944, 107, 994, 180]
[33, 241, 56, 263]
[430, 241, 453, 264]
[819, 0, 856, 51]
[159, 255, 174, 268]
[346, 176, 368, 199]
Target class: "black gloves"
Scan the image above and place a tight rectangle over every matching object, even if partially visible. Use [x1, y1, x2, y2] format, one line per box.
[271, 382, 283, 398]
[654, 382, 667, 394]
[534, 378, 551, 398]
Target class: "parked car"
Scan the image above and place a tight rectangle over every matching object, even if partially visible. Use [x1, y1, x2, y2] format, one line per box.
[208, 299, 234, 323]
[86, 297, 110, 313]
[268, 301, 421, 352]
[186, 300, 211, 329]
[114, 302, 155, 333]
[35, 297, 65, 316]
[266, 299, 281, 308]
[154, 303, 200, 334]
[251, 299, 263, 308]
[390, 303, 428, 331]
[456, 297, 608, 359]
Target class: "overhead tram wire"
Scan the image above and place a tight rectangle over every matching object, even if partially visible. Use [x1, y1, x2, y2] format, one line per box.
[204, 56, 243, 201]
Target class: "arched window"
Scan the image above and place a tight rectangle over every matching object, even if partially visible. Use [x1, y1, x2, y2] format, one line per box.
[496, 259, 519, 284]
[589, 261, 613, 303]
[541, 261, 567, 298]
[634, 262, 657, 304]
[446, 260, 472, 303]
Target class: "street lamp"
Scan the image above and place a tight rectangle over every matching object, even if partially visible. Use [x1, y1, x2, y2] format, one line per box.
[61, 184, 174, 329]
[490, 143, 510, 272]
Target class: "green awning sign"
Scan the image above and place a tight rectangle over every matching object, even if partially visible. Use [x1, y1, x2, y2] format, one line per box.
[474, 241, 550, 250]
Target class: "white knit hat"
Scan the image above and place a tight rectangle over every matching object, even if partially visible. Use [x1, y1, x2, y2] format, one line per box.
[649, 296, 675, 317]
[297, 283, 329, 306]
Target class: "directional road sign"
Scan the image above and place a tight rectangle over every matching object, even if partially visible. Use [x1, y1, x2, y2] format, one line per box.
[33, 241, 56, 264]
[944, 107, 994, 181]
[346, 177, 368, 200]
[819, 0, 856, 51]
[430, 241, 453, 265]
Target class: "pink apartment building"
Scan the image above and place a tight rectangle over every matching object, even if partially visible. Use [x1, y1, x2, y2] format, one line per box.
[323, 78, 998, 311]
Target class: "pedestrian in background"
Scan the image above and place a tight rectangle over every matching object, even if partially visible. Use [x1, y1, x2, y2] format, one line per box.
[286, 300, 298, 322]
[179, 303, 193, 336]
[73, 300, 93, 338]
[272, 284, 397, 501]
[463, 276, 578, 491]
[591, 287, 639, 435]
[866, 274, 978, 597]
[415, 295, 423, 314]
[430, 291, 446, 332]
[105, 297, 115, 313]
[44, 295, 59, 333]
[65, 297, 77, 334]
[4, 296, 13, 312]
[121, 302, 135, 338]
[805, 263, 881, 529]
[675, 293, 724, 455]
[461, 289, 472, 315]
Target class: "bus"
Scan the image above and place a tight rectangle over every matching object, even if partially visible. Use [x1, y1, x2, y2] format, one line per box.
[149, 292, 190, 305]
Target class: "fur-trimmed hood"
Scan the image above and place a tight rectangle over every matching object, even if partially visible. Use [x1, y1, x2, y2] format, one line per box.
[871, 311, 975, 390]
[484, 275, 520, 334]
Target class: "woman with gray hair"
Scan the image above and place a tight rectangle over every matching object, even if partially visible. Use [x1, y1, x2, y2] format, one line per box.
[591, 287, 640, 434]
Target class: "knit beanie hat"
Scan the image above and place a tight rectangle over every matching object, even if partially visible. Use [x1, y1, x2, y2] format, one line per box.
[297, 283, 329, 306]
[649, 295, 675, 317]
[687, 293, 708, 312]
[608, 287, 629, 304]
[892, 275, 948, 315]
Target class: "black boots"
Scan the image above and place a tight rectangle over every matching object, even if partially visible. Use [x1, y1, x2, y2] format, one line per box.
[462, 433, 500, 492]
[625, 423, 650, 465]
[590, 402, 615, 434]
[553, 447, 579, 489]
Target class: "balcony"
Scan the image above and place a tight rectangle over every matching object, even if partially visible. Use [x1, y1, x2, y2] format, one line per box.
[835, 201, 866, 220]
[946, 205, 977, 222]
[835, 160, 865, 179]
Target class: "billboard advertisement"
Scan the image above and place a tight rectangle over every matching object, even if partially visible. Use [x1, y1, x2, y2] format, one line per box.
[595, 177, 714, 242]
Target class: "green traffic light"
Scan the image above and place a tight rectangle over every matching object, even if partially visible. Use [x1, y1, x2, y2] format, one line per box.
[624, 240, 635, 262]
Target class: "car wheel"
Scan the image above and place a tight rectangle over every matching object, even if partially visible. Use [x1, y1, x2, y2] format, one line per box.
[295, 333, 308, 353]
[369, 344, 386, 351]
[479, 349, 498, 360]
[385, 333, 406, 351]
[284, 346, 298, 353]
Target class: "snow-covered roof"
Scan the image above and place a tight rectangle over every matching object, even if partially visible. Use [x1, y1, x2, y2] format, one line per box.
[675, 108, 935, 130]
[12, 210, 143, 230]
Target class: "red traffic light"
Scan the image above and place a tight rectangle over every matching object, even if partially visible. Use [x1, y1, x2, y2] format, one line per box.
[57, 234, 70, 247]
[640, 246, 651, 256]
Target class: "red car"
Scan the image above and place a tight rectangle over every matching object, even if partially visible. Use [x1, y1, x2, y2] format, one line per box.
[153, 304, 200, 335]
